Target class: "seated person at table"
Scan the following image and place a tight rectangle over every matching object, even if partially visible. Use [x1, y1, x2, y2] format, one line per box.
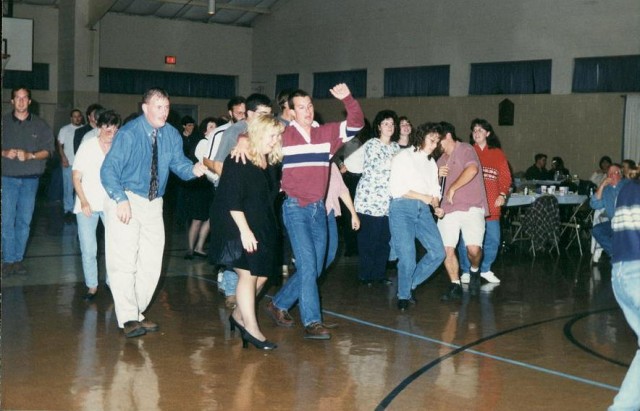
[550, 156, 570, 180]
[590, 155, 612, 186]
[622, 159, 637, 179]
[525, 153, 551, 180]
[589, 163, 629, 257]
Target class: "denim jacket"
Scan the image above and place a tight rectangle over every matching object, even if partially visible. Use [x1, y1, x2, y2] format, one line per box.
[101, 115, 195, 203]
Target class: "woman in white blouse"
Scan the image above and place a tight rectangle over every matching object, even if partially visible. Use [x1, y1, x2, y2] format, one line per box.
[354, 110, 401, 286]
[389, 122, 446, 311]
[73, 110, 120, 300]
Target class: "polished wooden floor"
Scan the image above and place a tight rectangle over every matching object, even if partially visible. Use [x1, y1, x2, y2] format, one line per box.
[1, 201, 635, 411]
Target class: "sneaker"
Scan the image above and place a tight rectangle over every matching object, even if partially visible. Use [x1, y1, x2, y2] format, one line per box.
[303, 322, 331, 340]
[481, 271, 501, 283]
[480, 283, 500, 293]
[123, 321, 146, 338]
[440, 283, 463, 302]
[460, 273, 470, 284]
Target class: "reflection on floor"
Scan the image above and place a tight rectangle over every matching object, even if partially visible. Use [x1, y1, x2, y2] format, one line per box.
[1, 202, 635, 410]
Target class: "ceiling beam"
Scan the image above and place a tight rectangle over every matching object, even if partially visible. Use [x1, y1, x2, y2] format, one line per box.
[87, 0, 119, 29]
[156, 0, 271, 14]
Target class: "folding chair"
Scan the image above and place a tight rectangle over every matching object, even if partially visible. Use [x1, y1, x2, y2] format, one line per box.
[559, 198, 591, 256]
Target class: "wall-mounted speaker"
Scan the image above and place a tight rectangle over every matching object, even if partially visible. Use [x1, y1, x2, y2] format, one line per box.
[499, 98, 514, 126]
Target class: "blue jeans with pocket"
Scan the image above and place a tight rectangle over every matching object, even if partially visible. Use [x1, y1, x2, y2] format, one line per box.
[77, 211, 106, 288]
[609, 260, 640, 411]
[2, 176, 40, 263]
[273, 197, 327, 327]
[389, 198, 445, 300]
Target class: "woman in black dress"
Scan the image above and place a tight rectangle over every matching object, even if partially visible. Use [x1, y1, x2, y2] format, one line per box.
[210, 115, 284, 350]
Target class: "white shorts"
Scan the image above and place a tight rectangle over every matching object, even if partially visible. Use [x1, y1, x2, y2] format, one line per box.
[437, 207, 485, 248]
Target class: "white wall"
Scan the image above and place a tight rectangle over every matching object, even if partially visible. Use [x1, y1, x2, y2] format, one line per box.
[252, 0, 640, 97]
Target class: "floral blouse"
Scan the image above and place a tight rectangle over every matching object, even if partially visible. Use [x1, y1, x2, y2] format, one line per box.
[354, 138, 401, 217]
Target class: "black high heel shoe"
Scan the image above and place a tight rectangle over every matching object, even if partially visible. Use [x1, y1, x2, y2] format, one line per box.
[229, 315, 245, 333]
[240, 329, 277, 350]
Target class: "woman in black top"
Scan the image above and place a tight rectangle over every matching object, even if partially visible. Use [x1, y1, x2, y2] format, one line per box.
[210, 115, 283, 350]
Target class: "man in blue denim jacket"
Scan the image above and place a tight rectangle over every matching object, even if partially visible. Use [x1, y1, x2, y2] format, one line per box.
[590, 164, 629, 257]
[608, 175, 640, 411]
[101, 87, 206, 338]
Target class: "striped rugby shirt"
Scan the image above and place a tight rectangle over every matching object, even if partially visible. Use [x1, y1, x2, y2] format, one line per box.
[281, 95, 364, 207]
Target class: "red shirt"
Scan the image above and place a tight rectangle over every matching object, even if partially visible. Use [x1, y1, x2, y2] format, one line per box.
[474, 145, 512, 220]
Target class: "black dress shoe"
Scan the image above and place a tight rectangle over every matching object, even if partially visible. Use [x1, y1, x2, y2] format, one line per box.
[184, 252, 194, 260]
[193, 251, 208, 258]
[83, 292, 97, 301]
[469, 271, 481, 296]
[123, 321, 146, 338]
[409, 290, 418, 305]
[440, 283, 463, 302]
[397, 299, 410, 311]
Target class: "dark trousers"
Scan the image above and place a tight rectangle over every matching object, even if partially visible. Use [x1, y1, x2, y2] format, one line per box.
[357, 213, 391, 281]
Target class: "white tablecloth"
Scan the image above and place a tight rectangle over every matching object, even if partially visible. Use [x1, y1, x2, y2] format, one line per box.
[506, 193, 587, 207]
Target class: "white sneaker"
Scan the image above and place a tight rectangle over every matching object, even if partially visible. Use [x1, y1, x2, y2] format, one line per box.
[480, 271, 501, 283]
[460, 273, 470, 284]
[480, 283, 500, 293]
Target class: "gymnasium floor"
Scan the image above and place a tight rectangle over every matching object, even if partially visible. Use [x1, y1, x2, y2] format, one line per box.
[1, 201, 634, 411]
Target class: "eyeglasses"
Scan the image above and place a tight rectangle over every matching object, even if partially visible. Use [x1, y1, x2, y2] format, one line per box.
[380, 121, 395, 127]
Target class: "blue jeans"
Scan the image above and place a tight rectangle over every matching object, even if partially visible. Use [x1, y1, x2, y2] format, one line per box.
[357, 213, 391, 281]
[76, 211, 106, 288]
[609, 260, 640, 411]
[459, 219, 500, 273]
[326, 210, 338, 268]
[273, 198, 327, 326]
[62, 166, 74, 213]
[389, 198, 445, 300]
[593, 221, 613, 257]
[1, 176, 40, 263]
[222, 269, 238, 297]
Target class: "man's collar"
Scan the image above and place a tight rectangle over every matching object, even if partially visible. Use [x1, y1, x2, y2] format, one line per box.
[12, 112, 32, 122]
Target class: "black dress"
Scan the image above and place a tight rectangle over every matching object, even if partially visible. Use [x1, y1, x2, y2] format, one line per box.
[183, 132, 213, 221]
[210, 156, 279, 277]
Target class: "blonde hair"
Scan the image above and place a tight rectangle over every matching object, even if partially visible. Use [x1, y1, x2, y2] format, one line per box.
[246, 115, 284, 166]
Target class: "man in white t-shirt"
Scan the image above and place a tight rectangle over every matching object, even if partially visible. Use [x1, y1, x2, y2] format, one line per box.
[57, 109, 84, 221]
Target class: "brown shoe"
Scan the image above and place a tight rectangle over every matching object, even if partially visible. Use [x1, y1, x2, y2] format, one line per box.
[140, 319, 159, 332]
[2, 262, 15, 276]
[12, 261, 27, 275]
[225, 295, 237, 309]
[265, 301, 294, 328]
[123, 321, 146, 338]
[304, 322, 331, 340]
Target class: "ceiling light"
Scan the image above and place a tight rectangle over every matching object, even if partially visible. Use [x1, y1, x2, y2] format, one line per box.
[208, 0, 215, 14]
